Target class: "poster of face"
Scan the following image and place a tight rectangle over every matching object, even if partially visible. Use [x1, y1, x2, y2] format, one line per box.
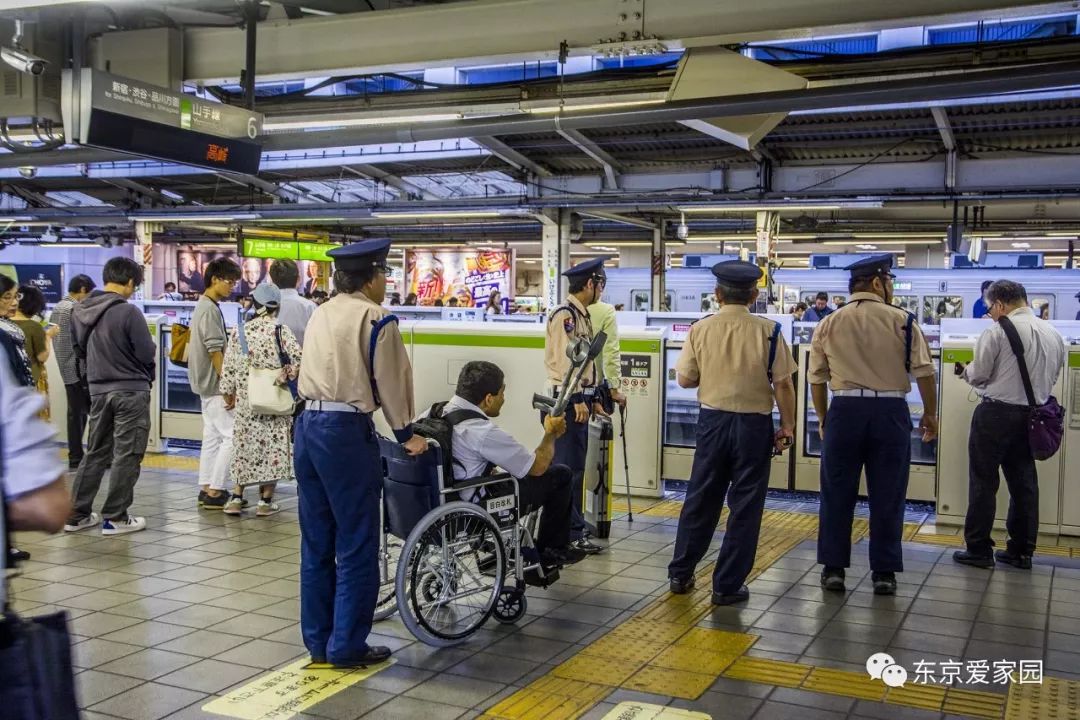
[406, 250, 513, 307]
[176, 249, 247, 297]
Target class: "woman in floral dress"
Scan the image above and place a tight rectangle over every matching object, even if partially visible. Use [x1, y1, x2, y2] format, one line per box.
[219, 284, 302, 517]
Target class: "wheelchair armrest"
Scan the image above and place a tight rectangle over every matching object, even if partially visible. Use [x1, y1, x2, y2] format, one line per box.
[447, 472, 515, 491]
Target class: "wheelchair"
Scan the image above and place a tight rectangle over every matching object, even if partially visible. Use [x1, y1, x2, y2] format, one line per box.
[376, 435, 557, 647]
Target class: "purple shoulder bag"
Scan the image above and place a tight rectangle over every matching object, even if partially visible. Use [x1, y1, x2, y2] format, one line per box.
[998, 316, 1064, 461]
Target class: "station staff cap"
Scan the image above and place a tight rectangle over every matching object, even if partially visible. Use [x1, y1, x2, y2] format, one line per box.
[252, 283, 281, 308]
[562, 257, 609, 279]
[845, 253, 894, 279]
[327, 238, 392, 272]
[711, 260, 762, 289]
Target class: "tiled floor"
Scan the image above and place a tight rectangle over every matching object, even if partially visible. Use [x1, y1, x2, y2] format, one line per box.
[8, 458, 1080, 720]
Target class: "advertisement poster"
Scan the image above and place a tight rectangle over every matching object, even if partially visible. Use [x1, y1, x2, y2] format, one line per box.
[177, 249, 323, 297]
[406, 250, 513, 307]
[0, 264, 64, 303]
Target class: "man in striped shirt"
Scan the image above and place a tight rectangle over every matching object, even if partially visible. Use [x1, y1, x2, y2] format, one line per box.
[51, 274, 97, 470]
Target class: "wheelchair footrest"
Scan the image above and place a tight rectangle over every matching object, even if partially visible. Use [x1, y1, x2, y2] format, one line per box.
[524, 566, 559, 588]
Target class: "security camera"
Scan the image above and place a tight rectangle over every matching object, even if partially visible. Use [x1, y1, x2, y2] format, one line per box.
[676, 212, 689, 241]
[17, 166, 36, 179]
[1, 46, 48, 77]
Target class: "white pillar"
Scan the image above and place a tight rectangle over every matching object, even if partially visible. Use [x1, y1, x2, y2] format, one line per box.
[540, 209, 570, 311]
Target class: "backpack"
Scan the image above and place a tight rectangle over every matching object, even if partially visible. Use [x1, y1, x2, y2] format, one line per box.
[411, 401, 487, 483]
[169, 324, 191, 368]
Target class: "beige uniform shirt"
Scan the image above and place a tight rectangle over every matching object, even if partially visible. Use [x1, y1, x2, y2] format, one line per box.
[808, 292, 934, 392]
[587, 301, 621, 391]
[675, 305, 797, 414]
[299, 292, 415, 439]
[545, 295, 597, 390]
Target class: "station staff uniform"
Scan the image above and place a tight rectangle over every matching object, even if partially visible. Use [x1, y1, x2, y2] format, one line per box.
[294, 239, 415, 665]
[668, 261, 797, 601]
[809, 255, 935, 582]
[543, 257, 604, 544]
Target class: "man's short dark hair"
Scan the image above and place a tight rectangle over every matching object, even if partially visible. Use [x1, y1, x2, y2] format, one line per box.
[103, 257, 144, 287]
[815, 292, 829, 302]
[270, 259, 300, 289]
[18, 285, 46, 317]
[716, 282, 754, 305]
[164, 281, 176, 291]
[203, 257, 241, 287]
[986, 279, 1027, 306]
[849, 276, 877, 294]
[332, 267, 377, 294]
[69, 274, 96, 294]
[568, 272, 605, 295]
[981, 280, 993, 292]
[456, 361, 505, 406]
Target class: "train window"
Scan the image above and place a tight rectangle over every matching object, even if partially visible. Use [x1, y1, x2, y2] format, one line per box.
[893, 295, 919, 318]
[1031, 296, 1054, 320]
[700, 293, 720, 313]
[923, 295, 963, 325]
[630, 290, 650, 311]
[662, 292, 674, 312]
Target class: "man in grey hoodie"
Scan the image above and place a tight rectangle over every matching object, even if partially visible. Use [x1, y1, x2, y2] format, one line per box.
[64, 257, 156, 536]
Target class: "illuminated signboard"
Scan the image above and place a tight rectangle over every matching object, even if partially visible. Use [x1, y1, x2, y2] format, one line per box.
[241, 238, 340, 261]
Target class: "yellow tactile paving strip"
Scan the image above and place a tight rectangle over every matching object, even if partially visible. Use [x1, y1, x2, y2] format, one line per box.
[483, 500, 1079, 720]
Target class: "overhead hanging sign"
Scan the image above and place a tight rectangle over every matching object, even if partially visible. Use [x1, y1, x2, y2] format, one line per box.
[240, 238, 341, 262]
[63, 69, 263, 174]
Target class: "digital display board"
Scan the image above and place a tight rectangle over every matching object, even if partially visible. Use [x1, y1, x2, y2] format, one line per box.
[240, 238, 341, 262]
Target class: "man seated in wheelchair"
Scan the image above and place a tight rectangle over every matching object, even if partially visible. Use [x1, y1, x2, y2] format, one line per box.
[416, 360, 588, 577]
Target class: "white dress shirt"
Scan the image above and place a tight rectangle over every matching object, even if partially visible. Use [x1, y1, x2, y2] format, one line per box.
[416, 395, 535, 481]
[277, 288, 317, 346]
[1, 343, 64, 499]
[963, 307, 1065, 405]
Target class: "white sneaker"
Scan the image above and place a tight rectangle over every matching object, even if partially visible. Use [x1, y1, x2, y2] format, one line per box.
[101, 516, 147, 536]
[64, 512, 101, 533]
[224, 497, 245, 515]
[256, 500, 281, 517]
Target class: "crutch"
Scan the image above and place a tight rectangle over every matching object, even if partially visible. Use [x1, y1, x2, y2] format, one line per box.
[617, 402, 633, 522]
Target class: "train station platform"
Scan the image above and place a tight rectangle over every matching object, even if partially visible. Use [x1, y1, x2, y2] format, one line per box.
[9, 454, 1080, 720]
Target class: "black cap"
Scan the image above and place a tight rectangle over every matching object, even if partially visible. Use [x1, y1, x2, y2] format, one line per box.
[327, 239, 391, 272]
[710, 260, 762, 289]
[562, 257, 608, 279]
[845, 253, 894, 279]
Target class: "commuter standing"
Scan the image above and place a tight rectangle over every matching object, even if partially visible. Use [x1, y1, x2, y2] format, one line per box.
[65, 257, 155, 535]
[809, 255, 938, 596]
[803, 292, 833, 322]
[668, 262, 797, 604]
[954, 280, 1065, 570]
[52, 274, 97, 470]
[220, 284, 302, 517]
[587, 299, 627, 408]
[159, 282, 183, 301]
[544, 257, 608, 555]
[973, 280, 993, 319]
[295, 239, 425, 667]
[11, 286, 57, 391]
[190, 257, 242, 509]
[269, 259, 317, 346]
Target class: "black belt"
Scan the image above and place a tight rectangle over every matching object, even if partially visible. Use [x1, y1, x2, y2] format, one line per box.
[981, 397, 1029, 410]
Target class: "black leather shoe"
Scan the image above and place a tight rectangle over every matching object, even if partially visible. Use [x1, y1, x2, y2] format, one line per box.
[820, 567, 846, 592]
[713, 585, 750, 606]
[871, 572, 897, 596]
[571, 538, 604, 555]
[953, 550, 994, 569]
[542, 545, 588, 566]
[995, 550, 1033, 570]
[330, 646, 391, 667]
[8, 547, 29, 563]
[669, 577, 695, 594]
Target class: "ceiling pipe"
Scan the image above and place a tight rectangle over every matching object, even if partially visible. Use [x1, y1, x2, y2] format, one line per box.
[260, 60, 1080, 152]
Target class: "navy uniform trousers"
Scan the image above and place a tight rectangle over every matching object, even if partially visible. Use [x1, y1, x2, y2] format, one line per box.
[543, 410, 589, 540]
[669, 409, 773, 594]
[818, 397, 911, 572]
[294, 409, 380, 664]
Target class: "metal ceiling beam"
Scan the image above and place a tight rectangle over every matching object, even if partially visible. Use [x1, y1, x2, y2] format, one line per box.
[473, 137, 552, 178]
[578, 210, 658, 230]
[930, 106, 957, 151]
[556, 127, 622, 189]
[178, 0, 1067, 83]
[101, 178, 176, 204]
[344, 164, 437, 200]
[215, 172, 299, 202]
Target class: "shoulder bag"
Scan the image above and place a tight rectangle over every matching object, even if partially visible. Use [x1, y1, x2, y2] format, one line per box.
[240, 321, 297, 416]
[998, 315, 1064, 460]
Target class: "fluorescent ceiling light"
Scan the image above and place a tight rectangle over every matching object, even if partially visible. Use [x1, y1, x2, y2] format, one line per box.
[525, 99, 665, 114]
[685, 235, 757, 242]
[263, 113, 464, 131]
[1011, 242, 1031, 249]
[855, 244, 878, 250]
[821, 239, 939, 246]
[34, 243, 100, 249]
[257, 217, 348, 224]
[133, 213, 262, 222]
[159, 189, 185, 201]
[584, 241, 653, 247]
[679, 204, 845, 214]
[371, 211, 503, 219]
[0, 216, 32, 222]
[779, 232, 944, 240]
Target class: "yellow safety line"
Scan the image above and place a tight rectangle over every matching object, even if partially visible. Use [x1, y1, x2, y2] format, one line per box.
[203, 658, 394, 720]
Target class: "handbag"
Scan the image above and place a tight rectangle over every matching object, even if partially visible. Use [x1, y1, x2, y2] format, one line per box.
[998, 316, 1064, 461]
[239, 321, 297, 416]
[0, 486, 80, 718]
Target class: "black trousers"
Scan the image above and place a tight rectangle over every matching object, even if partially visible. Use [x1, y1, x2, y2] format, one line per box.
[518, 464, 573, 552]
[964, 401, 1038, 557]
[669, 409, 773, 594]
[64, 380, 92, 468]
[542, 411, 588, 540]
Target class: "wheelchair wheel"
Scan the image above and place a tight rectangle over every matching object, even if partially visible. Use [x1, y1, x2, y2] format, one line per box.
[493, 588, 527, 625]
[374, 534, 402, 621]
[396, 501, 505, 647]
